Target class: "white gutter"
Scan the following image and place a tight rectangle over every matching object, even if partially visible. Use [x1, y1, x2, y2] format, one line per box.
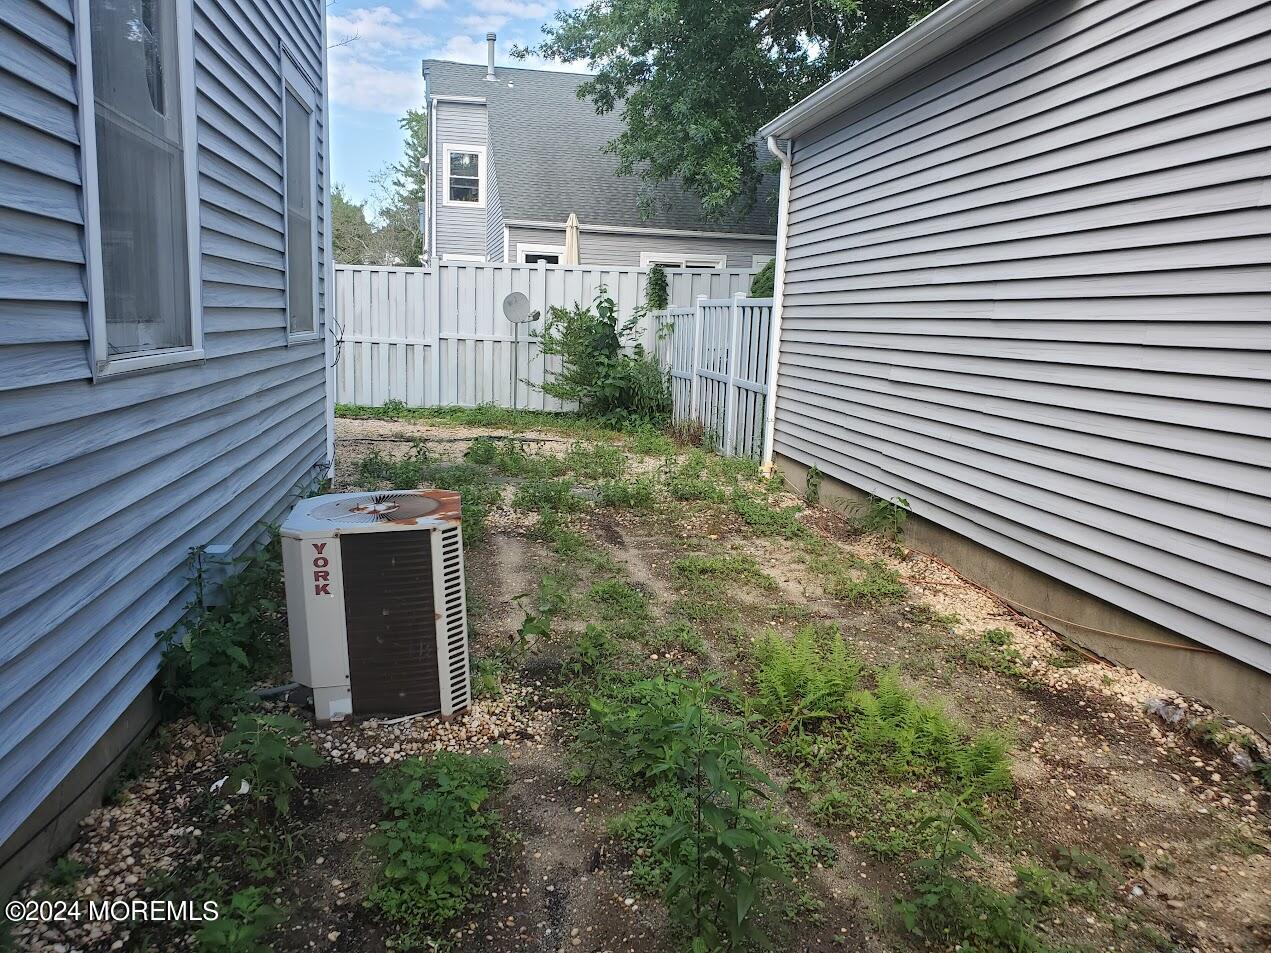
[759, 134, 792, 474]
[758, 0, 1037, 140]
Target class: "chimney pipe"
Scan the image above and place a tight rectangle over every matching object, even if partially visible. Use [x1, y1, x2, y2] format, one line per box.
[485, 33, 496, 80]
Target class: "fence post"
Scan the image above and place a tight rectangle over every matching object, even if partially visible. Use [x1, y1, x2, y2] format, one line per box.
[688, 295, 705, 428]
[425, 264, 441, 406]
[723, 292, 744, 457]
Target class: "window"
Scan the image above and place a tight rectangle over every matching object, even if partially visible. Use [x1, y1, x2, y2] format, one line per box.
[282, 54, 319, 338]
[518, 243, 564, 264]
[640, 252, 727, 269]
[79, 0, 202, 374]
[443, 145, 484, 207]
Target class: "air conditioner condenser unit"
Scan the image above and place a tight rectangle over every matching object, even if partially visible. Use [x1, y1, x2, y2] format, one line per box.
[280, 490, 471, 724]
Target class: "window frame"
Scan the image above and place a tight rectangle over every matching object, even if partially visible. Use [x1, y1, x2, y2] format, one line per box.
[76, 0, 204, 379]
[639, 252, 727, 269]
[442, 144, 485, 209]
[517, 242, 565, 264]
[280, 49, 321, 343]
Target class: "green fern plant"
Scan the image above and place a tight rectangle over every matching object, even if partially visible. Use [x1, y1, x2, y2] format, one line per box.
[751, 626, 862, 733]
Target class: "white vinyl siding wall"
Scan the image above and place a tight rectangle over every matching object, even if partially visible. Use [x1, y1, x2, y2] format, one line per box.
[772, 0, 1271, 674]
[0, 0, 329, 856]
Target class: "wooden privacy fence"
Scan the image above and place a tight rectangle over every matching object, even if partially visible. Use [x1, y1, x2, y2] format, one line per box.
[334, 262, 757, 411]
[654, 295, 775, 458]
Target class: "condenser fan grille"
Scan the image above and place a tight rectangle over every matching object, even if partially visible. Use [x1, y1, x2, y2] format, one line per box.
[309, 492, 442, 525]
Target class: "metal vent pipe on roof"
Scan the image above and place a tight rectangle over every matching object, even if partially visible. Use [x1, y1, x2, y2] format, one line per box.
[485, 33, 496, 80]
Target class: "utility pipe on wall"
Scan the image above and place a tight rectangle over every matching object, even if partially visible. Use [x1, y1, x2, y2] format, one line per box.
[760, 134, 792, 473]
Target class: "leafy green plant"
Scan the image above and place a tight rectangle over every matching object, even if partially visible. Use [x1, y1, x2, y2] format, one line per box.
[672, 553, 777, 590]
[896, 801, 1061, 953]
[575, 675, 797, 949]
[750, 626, 862, 733]
[749, 258, 776, 297]
[844, 494, 910, 540]
[45, 856, 87, 893]
[565, 441, 628, 479]
[597, 477, 657, 508]
[626, 423, 676, 456]
[158, 537, 288, 724]
[804, 465, 822, 505]
[533, 291, 670, 425]
[732, 491, 808, 538]
[219, 714, 323, 823]
[195, 886, 286, 952]
[805, 549, 906, 605]
[588, 579, 650, 621]
[514, 477, 583, 513]
[366, 753, 509, 948]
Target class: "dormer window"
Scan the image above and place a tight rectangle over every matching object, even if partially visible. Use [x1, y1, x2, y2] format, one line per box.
[444, 145, 484, 207]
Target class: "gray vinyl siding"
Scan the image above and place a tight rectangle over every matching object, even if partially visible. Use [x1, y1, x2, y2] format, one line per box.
[0, 0, 329, 855]
[773, 0, 1271, 674]
[434, 100, 488, 259]
[485, 146, 505, 262]
[507, 225, 774, 268]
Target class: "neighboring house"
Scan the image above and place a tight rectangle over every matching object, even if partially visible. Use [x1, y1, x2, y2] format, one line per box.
[422, 35, 778, 268]
[759, 0, 1271, 727]
[0, 0, 332, 891]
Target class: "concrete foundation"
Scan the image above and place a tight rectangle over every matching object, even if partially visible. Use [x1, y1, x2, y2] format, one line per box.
[774, 454, 1271, 735]
[0, 688, 157, 899]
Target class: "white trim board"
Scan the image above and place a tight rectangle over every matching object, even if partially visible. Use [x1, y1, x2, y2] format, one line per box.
[442, 143, 486, 209]
[517, 242, 565, 263]
[504, 219, 776, 241]
[281, 47, 321, 343]
[76, 0, 204, 379]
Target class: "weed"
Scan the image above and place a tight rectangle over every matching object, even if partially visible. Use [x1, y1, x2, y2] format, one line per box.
[565, 441, 627, 479]
[895, 800, 1058, 953]
[597, 477, 657, 508]
[45, 856, 87, 892]
[1048, 649, 1084, 669]
[104, 731, 166, 805]
[472, 656, 506, 699]
[366, 753, 509, 948]
[644, 620, 705, 656]
[842, 494, 910, 540]
[219, 713, 323, 823]
[626, 424, 676, 457]
[158, 536, 288, 724]
[956, 629, 1026, 678]
[806, 551, 906, 605]
[732, 491, 808, 538]
[514, 477, 583, 513]
[805, 465, 823, 505]
[664, 451, 728, 502]
[338, 402, 621, 437]
[575, 674, 803, 949]
[568, 623, 621, 678]
[667, 418, 708, 449]
[588, 579, 650, 622]
[671, 553, 777, 591]
[508, 573, 572, 660]
[356, 440, 432, 489]
[904, 604, 962, 629]
[1014, 863, 1106, 911]
[194, 887, 285, 952]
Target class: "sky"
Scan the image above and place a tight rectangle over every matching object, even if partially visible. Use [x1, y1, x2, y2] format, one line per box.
[327, 0, 586, 205]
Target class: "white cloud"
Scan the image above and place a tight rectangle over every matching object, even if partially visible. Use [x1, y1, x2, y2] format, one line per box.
[415, 0, 447, 9]
[460, 14, 508, 31]
[329, 53, 424, 113]
[471, 0, 555, 19]
[328, 5, 431, 50]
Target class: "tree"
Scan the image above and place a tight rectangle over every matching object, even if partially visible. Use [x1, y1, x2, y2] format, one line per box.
[331, 184, 374, 264]
[516, 0, 942, 219]
[366, 108, 428, 266]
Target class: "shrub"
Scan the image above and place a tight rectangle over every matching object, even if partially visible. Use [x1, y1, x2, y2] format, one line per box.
[645, 263, 669, 311]
[195, 887, 285, 952]
[749, 258, 776, 297]
[366, 753, 509, 948]
[533, 291, 670, 425]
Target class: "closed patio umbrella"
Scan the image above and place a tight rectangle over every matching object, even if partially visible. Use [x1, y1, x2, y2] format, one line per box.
[563, 213, 581, 265]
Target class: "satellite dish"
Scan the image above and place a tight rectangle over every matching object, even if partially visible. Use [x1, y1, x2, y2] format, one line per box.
[502, 291, 537, 324]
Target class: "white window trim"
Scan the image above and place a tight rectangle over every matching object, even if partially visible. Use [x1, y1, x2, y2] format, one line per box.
[517, 243, 565, 263]
[280, 48, 321, 343]
[639, 252, 726, 269]
[76, 0, 204, 379]
[442, 144, 485, 209]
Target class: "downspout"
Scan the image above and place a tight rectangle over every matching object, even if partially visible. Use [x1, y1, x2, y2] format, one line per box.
[760, 134, 792, 475]
[320, 0, 335, 473]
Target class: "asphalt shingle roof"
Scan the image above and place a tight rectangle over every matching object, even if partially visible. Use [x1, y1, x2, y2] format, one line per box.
[423, 60, 778, 235]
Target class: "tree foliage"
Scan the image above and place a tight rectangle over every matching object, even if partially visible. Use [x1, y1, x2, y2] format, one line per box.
[517, 0, 942, 218]
[332, 108, 428, 265]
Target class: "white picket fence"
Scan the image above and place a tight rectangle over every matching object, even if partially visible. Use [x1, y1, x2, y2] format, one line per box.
[334, 262, 757, 411]
[654, 295, 774, 459]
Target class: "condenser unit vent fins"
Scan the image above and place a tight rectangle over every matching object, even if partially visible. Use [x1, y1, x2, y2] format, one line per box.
[341, 532, 442, 715]
[440, 526, 470, 710]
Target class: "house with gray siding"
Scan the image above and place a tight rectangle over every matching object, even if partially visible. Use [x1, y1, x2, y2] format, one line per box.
[0, 0, 332, 890]
[422, 35, 778, 268]
[758, 0, 1271, 727]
